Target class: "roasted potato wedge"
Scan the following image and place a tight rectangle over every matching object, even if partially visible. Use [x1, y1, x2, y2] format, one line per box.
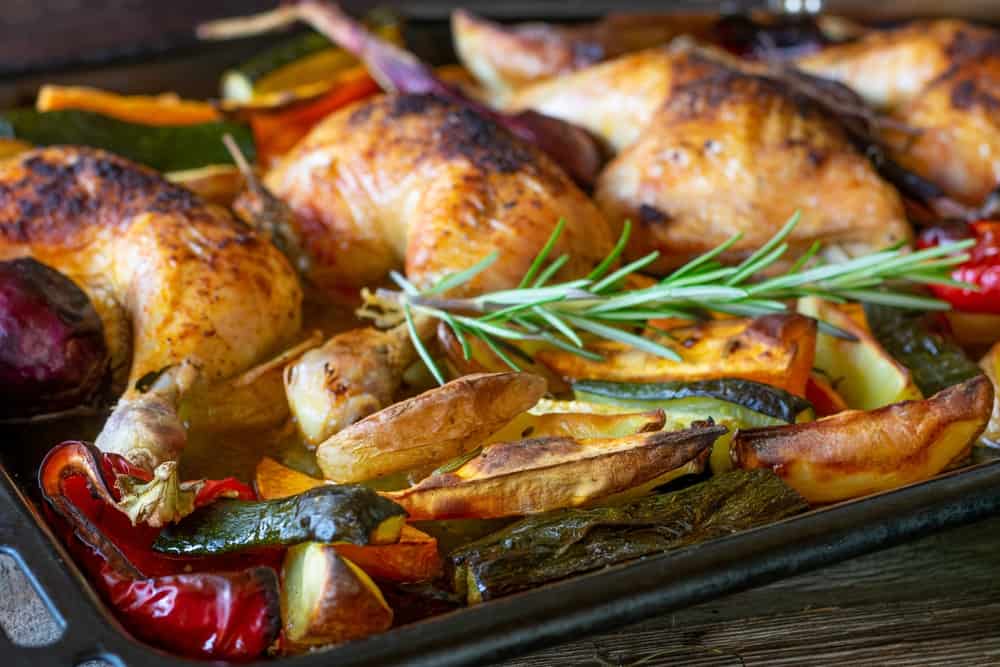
[386, 422, 725, 519]
[316, 372, 547, 483]
[798, 297, 921, 410]
[732, 376, 993, 503]
[282, 544, 393, 647]
[535, 314, 815, 396]
[979, 342, 1000, 446]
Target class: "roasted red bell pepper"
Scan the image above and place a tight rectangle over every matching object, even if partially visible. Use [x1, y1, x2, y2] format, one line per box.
[39, 441, 282, 660]
[249, 67, 380, 167]
[919, 221, 1000, 314]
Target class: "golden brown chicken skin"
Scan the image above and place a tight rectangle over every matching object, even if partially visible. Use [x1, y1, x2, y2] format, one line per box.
[0, 147, 301, 390]
[799, 21, 1000, 205]
[0, 147, 301, 524]
[261, 93, 614, 295]
[452, 10, 863, 104]
[509, 45, 911, 272]
[453, 10, 719, 103]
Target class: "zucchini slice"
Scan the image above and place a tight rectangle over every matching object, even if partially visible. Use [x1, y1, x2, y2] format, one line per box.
[448, 469, 807, 604]
[152, 485, 406, 556]
[0, 109, 254, 172]
[573, 378, 814, 424]
[225, 32, 335, 101]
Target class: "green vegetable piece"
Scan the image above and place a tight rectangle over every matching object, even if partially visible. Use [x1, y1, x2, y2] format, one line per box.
[864, 304, 983, 397]
[573, 378, 814, 424]
[230, 31, 333, 88]
[152, 485, 406, 556]
[449, 469, 807, 604]
[0, 110, 255, 173]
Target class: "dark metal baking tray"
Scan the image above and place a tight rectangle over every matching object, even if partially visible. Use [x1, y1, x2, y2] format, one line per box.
[3, 6, 1000, 666]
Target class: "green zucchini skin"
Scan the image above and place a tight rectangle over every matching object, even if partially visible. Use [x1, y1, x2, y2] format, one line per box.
[448, 469, 807, 603]
[231, 32, 333, 87]
[864, 304, 982, 397]
[0, 110, 255, 173]
[152, 485, 406, 556]
[573, 378, 813, 424]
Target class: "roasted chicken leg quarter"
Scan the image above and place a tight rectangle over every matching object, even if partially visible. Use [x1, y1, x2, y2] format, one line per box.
[799, 20, 1000, 206]
[0, 147, 302, 525]
[257, 93, 615, 296]
[505, 43, 911, 272]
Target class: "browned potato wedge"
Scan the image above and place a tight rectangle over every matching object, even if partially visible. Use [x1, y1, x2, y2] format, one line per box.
[281, 543, 393, 647]
[386, 422, 725, 519]
[732, 376, 993, 503]
[979, 342, 1000, 445]
[535, 314, 815, 396]
[798, 297, 921, 409]
[316, 372, 547, 483]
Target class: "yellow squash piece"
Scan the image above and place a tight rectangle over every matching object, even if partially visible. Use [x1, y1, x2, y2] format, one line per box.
[535, 314, 816, 396]
[483, 408, 666, 445]
[36, 85, 220, 125]
[316, 372, 547, 483]
[798, 296, 922, 410]
[732, 375, 993, 503]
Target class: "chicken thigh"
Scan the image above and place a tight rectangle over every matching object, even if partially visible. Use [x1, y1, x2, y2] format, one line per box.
[799, 20, 1000, 206]
[259, 92, 615, 295]
[507, 43, 911, 271]
[0, 147, 302, 524]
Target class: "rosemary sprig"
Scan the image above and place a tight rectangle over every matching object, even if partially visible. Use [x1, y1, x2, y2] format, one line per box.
[359, 214, 975, 384]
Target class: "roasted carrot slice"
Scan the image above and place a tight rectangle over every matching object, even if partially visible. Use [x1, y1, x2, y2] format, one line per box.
[37, 85, 220, 125]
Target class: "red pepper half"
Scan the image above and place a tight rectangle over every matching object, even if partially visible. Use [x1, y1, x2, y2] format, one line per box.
[919, 221, 1000, 314]
[39, 441, 281, 660]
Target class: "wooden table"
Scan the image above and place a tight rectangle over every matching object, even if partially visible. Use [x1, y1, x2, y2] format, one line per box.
[505, 514, 1000, 666]
[2, 513, 999, 663]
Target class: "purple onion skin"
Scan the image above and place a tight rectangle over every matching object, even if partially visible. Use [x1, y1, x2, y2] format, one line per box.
[0, 258, 109, 419]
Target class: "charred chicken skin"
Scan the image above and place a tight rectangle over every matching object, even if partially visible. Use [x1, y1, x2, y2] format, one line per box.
[505, 44, 911, 272]
[0, 147, 302, 524]
[799, 20, 1000, 206]
[257, 93, 615, 295]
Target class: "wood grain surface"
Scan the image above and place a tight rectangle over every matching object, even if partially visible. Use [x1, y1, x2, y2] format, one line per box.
[503, 514, 1000, 666]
